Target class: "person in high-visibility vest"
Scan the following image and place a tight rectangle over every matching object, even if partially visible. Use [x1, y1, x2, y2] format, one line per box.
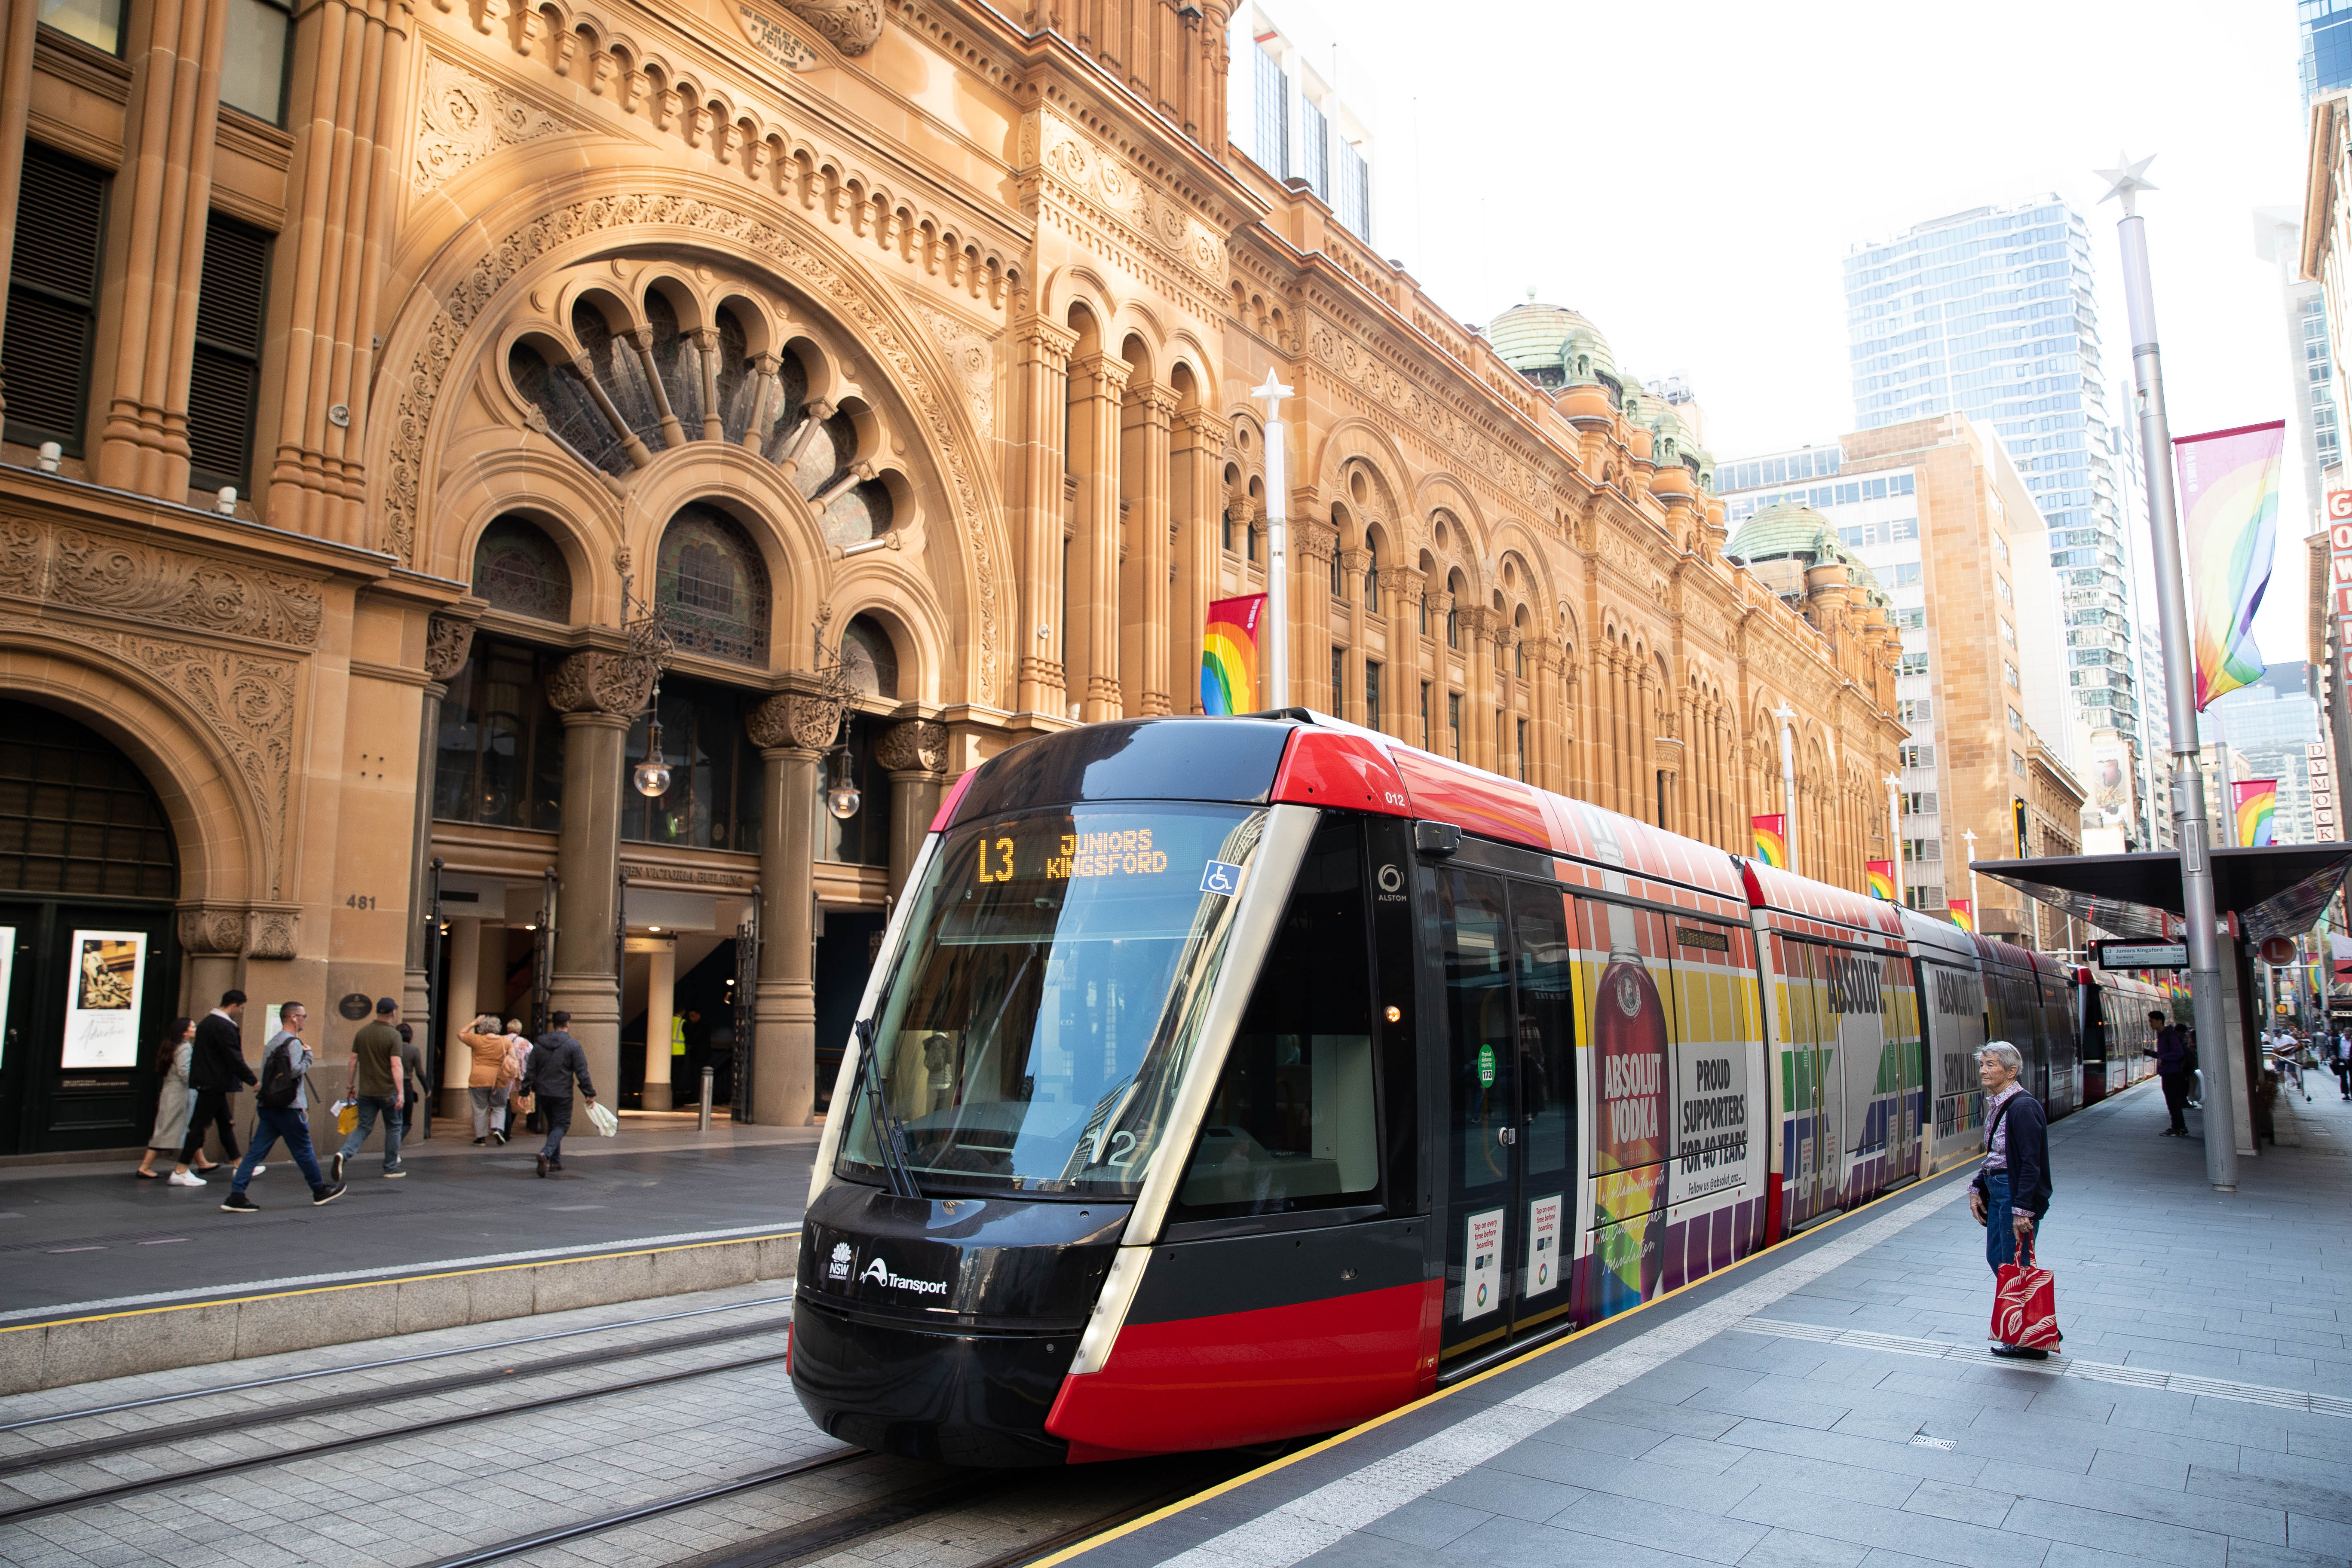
[670, 1014, 687, 1093]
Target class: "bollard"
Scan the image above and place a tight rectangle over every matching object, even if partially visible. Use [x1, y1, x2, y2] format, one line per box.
[699, 1066, 714, 1131]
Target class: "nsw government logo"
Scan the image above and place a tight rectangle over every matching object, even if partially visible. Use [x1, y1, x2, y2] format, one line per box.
[859, 1255, 950, 1296]
[827, 1241, 852, 1281]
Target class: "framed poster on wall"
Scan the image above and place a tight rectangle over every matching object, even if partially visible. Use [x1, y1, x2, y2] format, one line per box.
[61, 929, 146, 1068]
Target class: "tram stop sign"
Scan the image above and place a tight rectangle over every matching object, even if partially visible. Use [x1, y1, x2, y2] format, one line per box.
[2260, 936, 2298, 967]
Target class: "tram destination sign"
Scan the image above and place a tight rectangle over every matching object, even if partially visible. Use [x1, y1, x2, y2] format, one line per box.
[2090, 938, 2189, 971]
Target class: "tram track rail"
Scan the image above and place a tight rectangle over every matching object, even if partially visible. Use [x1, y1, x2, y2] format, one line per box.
[0, 1336, 796, 1527]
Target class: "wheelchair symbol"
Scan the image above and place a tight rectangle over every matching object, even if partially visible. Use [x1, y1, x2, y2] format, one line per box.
[1200, 860, 1242, 896]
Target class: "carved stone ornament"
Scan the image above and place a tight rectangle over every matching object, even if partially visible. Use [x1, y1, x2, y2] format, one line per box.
[424, 614, 476, 680]
[874, 718, 949, 773]
[413, 55, 574, 193]
[178, 906, 248, 956]
[1650, 737, 1686, 778]
[384, 194, 1001, 705]
[246, 909, 301, 961]
[0, 519, 322, 646]
[747, 692, 845, 750]
[735, 2, 819, 70]
[913, 302, 995, 439]
[545, 649, 656, 716]
[772, 0, 881, 54]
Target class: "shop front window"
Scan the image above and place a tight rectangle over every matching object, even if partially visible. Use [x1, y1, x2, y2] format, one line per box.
[434, 640, 566, 831]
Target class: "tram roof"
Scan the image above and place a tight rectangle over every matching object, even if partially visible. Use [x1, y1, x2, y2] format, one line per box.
[1970, 843, 2352, 946]
[1738, 858, 1905, 940]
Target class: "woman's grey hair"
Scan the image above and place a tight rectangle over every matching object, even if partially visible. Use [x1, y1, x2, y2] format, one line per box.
[1978, 1041, 2023, 1075]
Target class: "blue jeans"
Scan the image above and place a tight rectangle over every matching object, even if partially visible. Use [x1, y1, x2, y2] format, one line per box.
[1983, 1171, 2049, 1272]
[234, 1106, 328, 1194]
[337, 1095, 404, 1168]
[539, 1095, 573, 1159]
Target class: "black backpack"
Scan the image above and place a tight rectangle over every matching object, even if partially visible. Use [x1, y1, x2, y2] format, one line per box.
[256, 1035, 306, 1110]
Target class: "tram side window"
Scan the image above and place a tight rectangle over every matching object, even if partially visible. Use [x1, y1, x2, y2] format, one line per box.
[1176, 815, 1379, 1219]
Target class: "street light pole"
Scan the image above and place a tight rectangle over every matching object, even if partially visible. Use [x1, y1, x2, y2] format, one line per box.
[1773, 702, 1799, 876]
[1884, 773, 1905, 903]
[1962, 828, 1979, 927]
[1253, 369, 1294, 711]
[2101, 151, 2238, 1191]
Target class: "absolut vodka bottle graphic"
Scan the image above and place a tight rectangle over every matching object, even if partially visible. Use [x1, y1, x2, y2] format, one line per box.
[1592, 897, 1667, 1316]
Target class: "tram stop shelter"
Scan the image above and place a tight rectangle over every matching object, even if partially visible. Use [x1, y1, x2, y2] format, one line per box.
[1971, 842, 2352, 1158]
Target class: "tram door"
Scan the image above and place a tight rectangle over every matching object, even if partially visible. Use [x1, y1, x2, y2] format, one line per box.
[1775, 940, 1841, 1228]
[1434, 869, 1578, 1366]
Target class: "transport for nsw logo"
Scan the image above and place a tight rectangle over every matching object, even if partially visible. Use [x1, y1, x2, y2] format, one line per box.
[859, 1254, 951, 1295]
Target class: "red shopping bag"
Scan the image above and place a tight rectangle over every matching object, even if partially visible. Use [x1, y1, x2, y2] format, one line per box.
[1991, 1234, 2062, 1351]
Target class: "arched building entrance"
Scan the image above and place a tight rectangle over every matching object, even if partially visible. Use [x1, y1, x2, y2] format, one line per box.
[0, 701, 183, 1155]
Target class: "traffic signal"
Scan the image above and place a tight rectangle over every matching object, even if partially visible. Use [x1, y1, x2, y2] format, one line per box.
[2013, 796, 2028, 859]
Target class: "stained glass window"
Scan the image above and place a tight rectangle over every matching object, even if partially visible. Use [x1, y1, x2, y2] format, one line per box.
[841, 614, 899, 698]
[658, 505, 771, 665]
[471, 515, 572, 622]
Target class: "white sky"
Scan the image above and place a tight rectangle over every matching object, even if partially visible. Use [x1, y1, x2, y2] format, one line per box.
[1320, 0, 2315, 661]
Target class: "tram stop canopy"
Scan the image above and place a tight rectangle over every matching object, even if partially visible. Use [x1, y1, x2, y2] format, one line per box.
[1969, 844, 2352, 946]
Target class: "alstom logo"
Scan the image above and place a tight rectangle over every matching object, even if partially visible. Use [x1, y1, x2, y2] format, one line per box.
[859, 1256, 950, 1295]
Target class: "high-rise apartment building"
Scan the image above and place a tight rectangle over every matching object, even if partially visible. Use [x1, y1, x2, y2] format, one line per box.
[1844, 198, 2147, 845]
[1720, 415, 2085, 945]
[1226, 0, 1373, 239]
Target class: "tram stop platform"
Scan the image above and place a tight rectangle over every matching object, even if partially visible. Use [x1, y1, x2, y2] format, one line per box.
[0, 1112, 818, 1395]
[1062, 1078, 2352, 1568]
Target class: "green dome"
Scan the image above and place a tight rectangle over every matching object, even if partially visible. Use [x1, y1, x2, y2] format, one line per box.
[1725, 502, 1890, 606]
[1485, 297, 1617, 386]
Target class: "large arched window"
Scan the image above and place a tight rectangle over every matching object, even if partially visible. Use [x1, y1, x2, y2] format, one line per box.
[841, 614, 899, 698]
[0, 701, 177, 898]
[657, 504, 771, 665]
[471, 515, 572, 622]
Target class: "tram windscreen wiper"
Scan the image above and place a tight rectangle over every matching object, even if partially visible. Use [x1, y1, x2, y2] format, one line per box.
[854, 1017, 925, 1200]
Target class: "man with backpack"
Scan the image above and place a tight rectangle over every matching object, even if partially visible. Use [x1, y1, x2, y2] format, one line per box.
[220, 1002, 345, 1211]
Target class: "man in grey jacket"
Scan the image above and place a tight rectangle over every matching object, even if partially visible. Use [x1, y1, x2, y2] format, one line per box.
[220, 1002, 345, 1211]
[522, 1010, 599, 1177]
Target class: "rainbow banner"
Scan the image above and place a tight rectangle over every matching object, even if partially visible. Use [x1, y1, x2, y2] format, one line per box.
[1948, 898, 1975, 934]
[2175, 420, 2284, 710]
[2234, 778, 2279, 848]
[1751, 814, 1787, 868]
[1199, 594, 1265, 716]
[1865, 860, 1896, 901]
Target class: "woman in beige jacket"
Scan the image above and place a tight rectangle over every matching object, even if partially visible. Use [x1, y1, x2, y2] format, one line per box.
[458, 1015, 521, 1144]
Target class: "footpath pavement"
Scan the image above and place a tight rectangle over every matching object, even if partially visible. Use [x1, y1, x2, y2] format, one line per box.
[1070, 1077, 2352, 1568]
[0, 1112, 821, 1327]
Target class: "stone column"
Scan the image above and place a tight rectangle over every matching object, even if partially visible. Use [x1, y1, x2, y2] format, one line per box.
[93, 0, 230, 498]
[175, 907, 245, 1036]
[748, 690, 837, 1126]
[441, 915, 481, 1119]
[1120, 383, 1176, 714]
[643, 938, 676, 1111]
[544, 647, 654, 1109]
[1017, 322, 1076, 714]
[1069, 353, 1129, 720]
[0, 0, 41, 419]
[1378, 567, 1421, 738]
[876, 719, 949, 899]
[1172, 409, 1222, 713]
[1426, 589, 1454, 751]
[263, 0, 413, 541]
[1338, 548, 1371, 725]
[405, 613, 472, 1063]
[1294, 515, 1338, 712]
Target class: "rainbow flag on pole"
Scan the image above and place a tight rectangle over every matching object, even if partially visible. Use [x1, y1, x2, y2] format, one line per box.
[1865, 860, 1897, 901]
[1751, 814, 1788, 868]
[1200, 594, 1265, 716]
[2234, 778, 2279, 847]
[2174, 420, 2284, 710]
[1948, 899, 1975, 934]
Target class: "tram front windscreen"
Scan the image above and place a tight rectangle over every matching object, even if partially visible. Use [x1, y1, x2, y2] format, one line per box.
[837, 802, 1272, 1198]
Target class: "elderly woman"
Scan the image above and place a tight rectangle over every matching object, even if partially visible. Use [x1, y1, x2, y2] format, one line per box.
[457, 1014, 523, 1145]
[1968, 1040, 2052, 1360]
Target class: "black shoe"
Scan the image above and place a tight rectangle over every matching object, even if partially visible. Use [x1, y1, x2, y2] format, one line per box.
[312, 1182, 346, 1206]
[549, 1157, 563, 1170]
[536, 1154, 548, 1178]
[220, 1191, 259, 1213]
[1990, 1344, 2051, 1360]
[472, 1137, 487, 1145]
[331, 1152, 345, 1182]
[382, 1163, 406, 1179]
[491, 1130, 507, 1145]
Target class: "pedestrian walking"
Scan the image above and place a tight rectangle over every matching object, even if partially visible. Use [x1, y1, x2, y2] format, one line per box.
[2334, 1027, 2352, 1100]
[396, 1022, 428, 1136]
[220, 1002, 345, 1211]
[458, 1014, 519, 1144]
[331, 998, 408, 1181]
[1968, 1040, 2052, 1360]
[2148, 1009, 2193, 1136]
[179, 990, 259, 1178]
[521, 1009, 599, 1178]
[138, 1018, 196, 1182]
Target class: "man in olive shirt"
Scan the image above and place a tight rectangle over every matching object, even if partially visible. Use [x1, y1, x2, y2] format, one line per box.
[332, 997, 409, 1180]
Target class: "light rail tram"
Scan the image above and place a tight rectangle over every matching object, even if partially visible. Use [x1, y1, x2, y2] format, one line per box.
[790, 712, 2153, 1465]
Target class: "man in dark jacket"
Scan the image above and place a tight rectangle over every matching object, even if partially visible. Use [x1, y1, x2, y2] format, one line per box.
[1968, 1039, 2052, 1359]
[522, 1010, 599, 1178]
[2150, 1009, 2192, 1136]
[179, 989, 259, 1177]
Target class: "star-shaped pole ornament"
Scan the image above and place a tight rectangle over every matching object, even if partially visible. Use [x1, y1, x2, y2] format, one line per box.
[2095, 151, 2158, 217]
[1251, 368, 1292, 423]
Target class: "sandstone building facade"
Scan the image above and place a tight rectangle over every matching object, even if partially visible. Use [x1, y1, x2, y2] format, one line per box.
[0, 0, 1902, 1155]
